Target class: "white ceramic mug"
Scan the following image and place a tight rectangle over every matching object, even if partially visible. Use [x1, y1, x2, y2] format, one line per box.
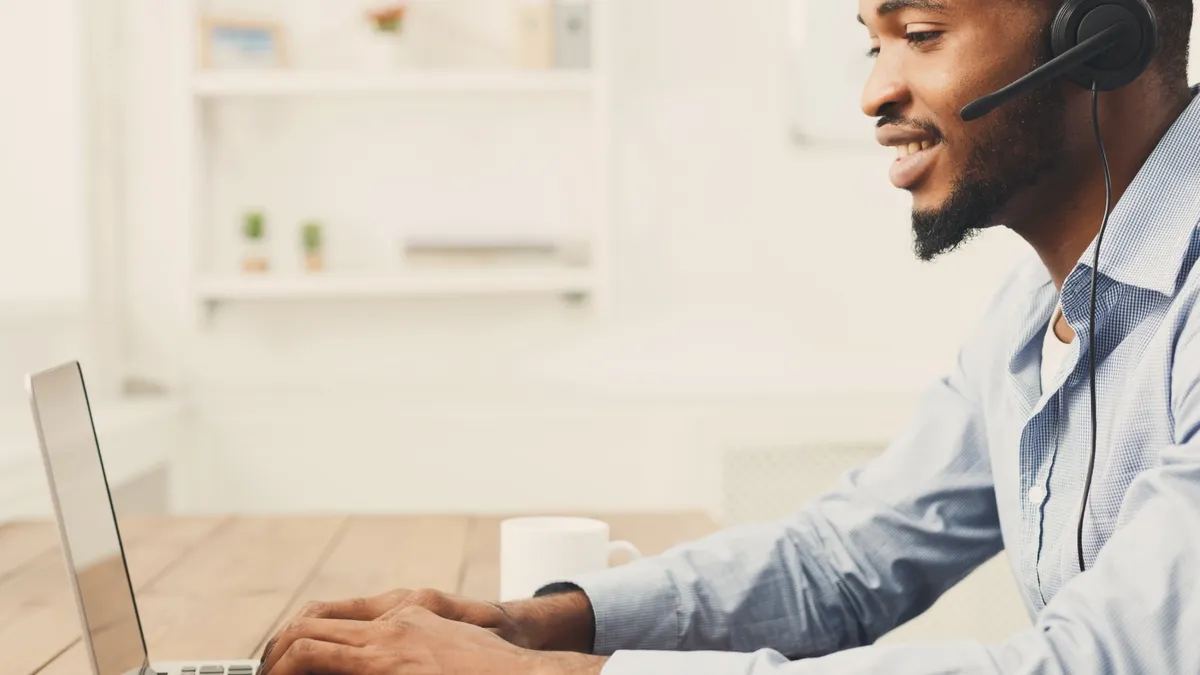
[499, 517, 642, 602]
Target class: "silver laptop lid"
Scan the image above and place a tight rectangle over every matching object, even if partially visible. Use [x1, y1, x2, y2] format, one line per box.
[28, 362, 150, 675]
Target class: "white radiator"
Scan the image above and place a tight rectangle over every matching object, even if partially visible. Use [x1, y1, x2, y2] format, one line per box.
[719, 443, 883, 525]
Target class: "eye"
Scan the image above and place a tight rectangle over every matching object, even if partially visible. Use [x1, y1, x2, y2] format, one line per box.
[867, 45, 880, 58]
[906, 30, 943, 46]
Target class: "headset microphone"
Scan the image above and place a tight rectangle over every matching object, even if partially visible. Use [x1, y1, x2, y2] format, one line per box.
[955, 0, 1158, 574]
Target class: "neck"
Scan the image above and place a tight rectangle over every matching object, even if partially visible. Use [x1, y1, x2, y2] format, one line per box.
[1012, 83, 1192, 290]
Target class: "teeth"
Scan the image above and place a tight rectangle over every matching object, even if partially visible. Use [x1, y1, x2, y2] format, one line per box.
[895, 139, 937, 158]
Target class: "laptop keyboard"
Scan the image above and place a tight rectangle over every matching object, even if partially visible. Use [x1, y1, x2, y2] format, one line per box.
[176, 665, 257, 675]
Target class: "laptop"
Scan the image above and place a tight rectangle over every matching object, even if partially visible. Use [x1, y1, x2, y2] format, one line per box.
[26, 361, 260, 675]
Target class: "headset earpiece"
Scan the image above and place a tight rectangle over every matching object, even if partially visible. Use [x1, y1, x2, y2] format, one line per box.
[1051, 0, 1157, 90]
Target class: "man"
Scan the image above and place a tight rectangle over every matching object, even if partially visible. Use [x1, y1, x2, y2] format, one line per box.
[260, 0, 1200, 672]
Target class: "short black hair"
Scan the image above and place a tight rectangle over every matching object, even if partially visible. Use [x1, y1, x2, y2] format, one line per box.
[1150, 0, 1194, 86]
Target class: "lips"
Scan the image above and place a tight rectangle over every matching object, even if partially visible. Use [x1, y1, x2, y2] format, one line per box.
[877, 127, 944, 190]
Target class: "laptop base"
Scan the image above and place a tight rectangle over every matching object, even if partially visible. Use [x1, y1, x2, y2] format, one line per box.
[147, 660, 260, 675]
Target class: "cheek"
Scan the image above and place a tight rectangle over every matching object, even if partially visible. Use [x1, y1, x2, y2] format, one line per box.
[908, 66, 974, 144]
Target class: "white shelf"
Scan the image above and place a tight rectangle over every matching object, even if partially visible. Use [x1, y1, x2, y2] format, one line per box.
[195, 269, 597, 303]
[193, 70, 596, 97]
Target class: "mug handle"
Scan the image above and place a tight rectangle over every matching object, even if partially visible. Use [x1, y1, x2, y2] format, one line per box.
[608, 540, 642, 564]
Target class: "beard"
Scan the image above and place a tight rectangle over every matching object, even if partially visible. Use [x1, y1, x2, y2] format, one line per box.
[911, 36, 1069, 262]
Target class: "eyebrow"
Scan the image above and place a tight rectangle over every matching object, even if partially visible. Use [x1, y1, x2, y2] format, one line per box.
[856, 0, 948, 25]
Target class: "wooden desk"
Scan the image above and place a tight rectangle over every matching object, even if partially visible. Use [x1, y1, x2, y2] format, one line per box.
[0, 514, 717, 675]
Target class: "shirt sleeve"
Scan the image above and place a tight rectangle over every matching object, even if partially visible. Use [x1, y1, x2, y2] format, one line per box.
[553, 298, 1200, 675]
[541, 345, 1006, 661]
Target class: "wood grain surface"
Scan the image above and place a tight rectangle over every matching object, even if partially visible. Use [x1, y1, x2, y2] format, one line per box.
[0, 513, 715, 675]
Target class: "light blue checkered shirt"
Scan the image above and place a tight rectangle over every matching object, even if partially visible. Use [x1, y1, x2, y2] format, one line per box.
[551, 88, 1200, 674]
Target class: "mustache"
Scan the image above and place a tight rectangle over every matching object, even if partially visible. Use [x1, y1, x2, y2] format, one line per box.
[877, 114, 943, 140]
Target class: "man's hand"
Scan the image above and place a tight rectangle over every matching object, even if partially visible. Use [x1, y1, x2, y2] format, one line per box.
[261, 587, 595, 661]
[258, 605, 606, 675]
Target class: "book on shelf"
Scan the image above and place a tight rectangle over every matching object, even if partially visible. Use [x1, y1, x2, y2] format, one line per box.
[516, 0, 593, 70]
[516, 0, 554, 69]
[553, 0, 592, 69]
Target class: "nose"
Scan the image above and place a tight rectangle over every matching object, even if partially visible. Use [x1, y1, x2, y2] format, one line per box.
[860, 55, 910, 119]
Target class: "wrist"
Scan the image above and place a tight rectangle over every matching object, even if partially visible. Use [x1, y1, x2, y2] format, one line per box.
[503, 590, 596, 653]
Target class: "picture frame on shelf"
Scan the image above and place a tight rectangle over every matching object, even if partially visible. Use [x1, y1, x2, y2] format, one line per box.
[199, 17, 289, 70]
[786, 0, 873, 145]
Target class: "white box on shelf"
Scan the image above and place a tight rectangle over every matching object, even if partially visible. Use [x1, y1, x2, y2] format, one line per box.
[401, 234, 590, 269]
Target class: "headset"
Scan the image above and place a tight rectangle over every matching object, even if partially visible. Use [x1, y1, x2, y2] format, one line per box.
[957, 0, 1159, 573]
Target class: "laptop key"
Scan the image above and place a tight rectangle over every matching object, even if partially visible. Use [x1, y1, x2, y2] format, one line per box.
[199, 667, 225, 674]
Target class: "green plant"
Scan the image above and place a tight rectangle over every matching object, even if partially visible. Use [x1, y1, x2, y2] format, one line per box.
[367, 4, 407, 33]
[243, 211, 265, 241]
[302, 221, 323, 253]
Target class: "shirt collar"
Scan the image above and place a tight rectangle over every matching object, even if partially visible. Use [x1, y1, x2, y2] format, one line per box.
[1069, 84, 1200, 296]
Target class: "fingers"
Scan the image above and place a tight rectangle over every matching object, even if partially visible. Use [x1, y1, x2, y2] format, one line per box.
[299, 590, 408, 621]
[260, 618, 379, 674]
[386, 588, 455, 619]
[382, 589, 499, 626]
[262, 590, 409, 665]
[266, 638, 365, 675]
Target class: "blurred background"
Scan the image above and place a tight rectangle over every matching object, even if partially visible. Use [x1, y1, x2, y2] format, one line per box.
[4, 0, 1198, 647]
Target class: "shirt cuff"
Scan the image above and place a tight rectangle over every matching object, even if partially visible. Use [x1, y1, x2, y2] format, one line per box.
[537, 559, 681, 655]
[601, 649, 784, 675]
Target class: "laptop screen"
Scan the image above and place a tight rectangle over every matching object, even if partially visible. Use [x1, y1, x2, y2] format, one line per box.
[30, 363, 149, 675]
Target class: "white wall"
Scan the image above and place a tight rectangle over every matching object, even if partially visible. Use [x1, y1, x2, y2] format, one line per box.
[0, 1, 87, 316]
[0, 0, 92, 474]
[117, 0, 1030, 515]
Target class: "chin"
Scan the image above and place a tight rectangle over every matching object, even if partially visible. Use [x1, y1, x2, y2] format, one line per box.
[910, 186, 950, 213]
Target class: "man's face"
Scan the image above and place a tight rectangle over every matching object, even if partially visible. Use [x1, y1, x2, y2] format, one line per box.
[858, 0, 1070, 261]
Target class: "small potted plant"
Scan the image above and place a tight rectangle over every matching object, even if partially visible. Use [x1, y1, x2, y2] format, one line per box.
[302, 221, 324, 272]
[242, 211, 269, 273]
[362, 3, 412, 69]
[368, 4, 407, 32]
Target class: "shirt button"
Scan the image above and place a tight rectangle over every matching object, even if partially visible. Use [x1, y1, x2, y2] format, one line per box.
[1028, 486, 1047, 505]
